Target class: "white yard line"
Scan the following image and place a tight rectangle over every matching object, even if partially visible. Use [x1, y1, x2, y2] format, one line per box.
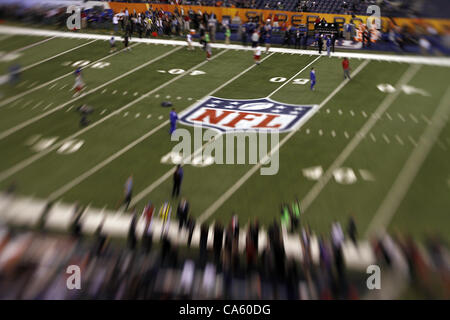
[0, 42, 141, 109]
[48, 51, 273, 202]
[1, 26, 450, 66]
[7, 36, 56, 54]
[0, 34, 12, 42]
[365, 87, 450, 237]
[300, 64, 421, 213]
[0, 45, 179, 140]
[1, 50, 231, 190]
[197, 60, 370, 224]
[267, 55, 320, 97]
[16, 39, 98, 74]
[0, 46, 209, 183]
[129, 52, 315, 206]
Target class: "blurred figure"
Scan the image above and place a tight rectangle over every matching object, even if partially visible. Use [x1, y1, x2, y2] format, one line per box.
[419, 36, 432, 55]
[127, 208, 138, 250]
[172, 165, 183, 198]
[177, 198, 189, 231]
[342, 57, 351, 80]
[186, 216, 195, 247]
[199, 223, 209, 266]
[169, 108, 178, 135]
[109, 36, 117, 53]
[253, 45, 261, 65]
[225, 26, 231, 45]
[158, 201, 172, 237]
[186, 31, 194, 50]
[347, 216, 358, 246]
[72, 68, 85, 97]
[326, 35, 331, 57]
[8, 64, 20, 85]
[123, 32, 131, 51]
[118, 175, 133, 211]
[213, 222, 224, 264]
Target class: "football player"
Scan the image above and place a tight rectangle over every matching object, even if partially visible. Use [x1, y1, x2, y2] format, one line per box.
[72, 69, 84, 97]
[254, 45, 261, 65]
[310, 67, 316, 91]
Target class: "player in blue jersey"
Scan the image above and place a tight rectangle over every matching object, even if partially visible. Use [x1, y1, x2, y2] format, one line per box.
[310, 68, 316, 91]
[169, 108, 178, 135]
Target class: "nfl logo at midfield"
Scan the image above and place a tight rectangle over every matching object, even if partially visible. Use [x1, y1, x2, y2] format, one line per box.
[179, 97, 318, 133]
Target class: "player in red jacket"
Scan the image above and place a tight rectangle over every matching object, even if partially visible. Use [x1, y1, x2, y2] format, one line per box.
[342, 57, 351, 80]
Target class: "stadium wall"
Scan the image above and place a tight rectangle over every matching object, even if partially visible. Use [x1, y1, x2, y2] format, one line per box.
[108, 2, 450, 34]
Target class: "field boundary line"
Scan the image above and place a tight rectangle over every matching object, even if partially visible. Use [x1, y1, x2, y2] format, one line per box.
[365, 86, 450, 237]
[0, 49, 230, 185]
[0, 44, 178, 140]
[197, 59, 369, 224]
[0, 42, 141, 109]
[14, 39, 98, 74]
[300, 64, 421, 213]
[1, 25, 450, 67]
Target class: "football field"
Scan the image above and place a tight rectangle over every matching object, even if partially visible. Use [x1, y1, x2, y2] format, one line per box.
[0, 28, 449, 242]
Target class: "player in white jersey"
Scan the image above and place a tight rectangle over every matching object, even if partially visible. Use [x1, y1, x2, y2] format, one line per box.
[72, 74, 84, 97]
[109, 36, 116, 53]
[205, 42, 212, 61]
[187, 33, 193, 50]
[254, 46, 261, 65]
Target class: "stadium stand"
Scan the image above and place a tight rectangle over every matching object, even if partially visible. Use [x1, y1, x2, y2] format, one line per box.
[0, 192, 448, 299]
[111, 0, 450, 18]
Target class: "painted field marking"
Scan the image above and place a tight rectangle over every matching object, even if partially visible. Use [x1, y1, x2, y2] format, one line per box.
[299, 64, 421, 213]
[0, 46, 181, 140]
[366, 87, 450, 237]
[45, 49, 262, 201]
[409, 113, 418, 123]
[197, 59, 369, 224]
[2, 50, 231, 192]
[421, 114, 431, 125]
[14, 39, 97, 74]
[408, 135, 418, 147]
[0, 42, 141, 109]
[8, 36, 56, 54]
[128, 53, 317, 207]
[395, 135, 404, 145]
[382, 133, 391, 144]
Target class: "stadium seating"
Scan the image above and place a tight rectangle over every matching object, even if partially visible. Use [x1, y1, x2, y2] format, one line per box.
[135, 0, 450, 18]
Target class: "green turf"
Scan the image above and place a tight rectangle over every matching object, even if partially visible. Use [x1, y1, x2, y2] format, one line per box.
[0, 34, 449, 242]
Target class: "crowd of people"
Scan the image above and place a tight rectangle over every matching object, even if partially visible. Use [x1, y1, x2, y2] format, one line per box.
[0, 184, 449, 299]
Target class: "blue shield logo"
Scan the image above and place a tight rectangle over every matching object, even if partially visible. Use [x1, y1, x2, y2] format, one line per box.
[179, 96, 318, 133]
